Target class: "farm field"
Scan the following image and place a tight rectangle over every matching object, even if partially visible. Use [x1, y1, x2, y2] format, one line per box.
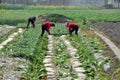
[0, 5, 120, 80]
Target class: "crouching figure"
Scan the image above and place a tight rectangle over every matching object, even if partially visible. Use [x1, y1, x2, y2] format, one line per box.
[41, 21, 55, 37]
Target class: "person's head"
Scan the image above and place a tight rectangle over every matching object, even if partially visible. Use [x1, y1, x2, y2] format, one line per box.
[65, 22, 69, 27]
[52, 23, 55, 27]
[33, 17, 36, 21]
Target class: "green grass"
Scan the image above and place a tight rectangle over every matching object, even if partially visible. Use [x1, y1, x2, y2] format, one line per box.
[0, 5, 120, 25]
[50, 23, 68, 36]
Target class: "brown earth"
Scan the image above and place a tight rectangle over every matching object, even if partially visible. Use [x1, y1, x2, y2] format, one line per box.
[0, 25, 15, 38]
[90, 21, 120, 49]
[88, 21, 120, 79]
[38, 14, 73, 23]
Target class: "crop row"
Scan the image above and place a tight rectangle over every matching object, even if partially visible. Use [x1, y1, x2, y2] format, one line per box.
[54, 38, 77, 79]
[67, 33, 111, 80]
[50, 23, 111, 79]
[0, 22, 118, 80]
[45, 23, 111, 79]
[1, 24, 48, 79]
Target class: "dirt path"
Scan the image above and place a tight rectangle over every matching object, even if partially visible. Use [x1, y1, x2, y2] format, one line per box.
[0, 28, 23, 50]
[0, 57, 27, 80]
[0, 27, 28, 80]
[0, 25, 15, 38]
[43, 35, 57, 80]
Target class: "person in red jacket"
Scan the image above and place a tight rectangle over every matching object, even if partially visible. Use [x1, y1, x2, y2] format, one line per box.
[27, 16, 36, 28]
[65, 22, 79, 36]
[41, 21, 55, 37]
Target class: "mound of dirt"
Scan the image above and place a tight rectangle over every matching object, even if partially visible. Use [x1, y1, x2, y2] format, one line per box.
[90, 21, 120, 49]
[38, 14, 73, 23]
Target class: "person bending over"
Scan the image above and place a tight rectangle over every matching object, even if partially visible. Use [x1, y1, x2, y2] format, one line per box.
[65, 22, 79, 36]
[41, 21, 55, 37]
[27, 16, 36, 28]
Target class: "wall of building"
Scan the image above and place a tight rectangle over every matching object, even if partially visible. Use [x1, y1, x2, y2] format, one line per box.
[1, 0, 118, 8]
[67, 0, 108, 6]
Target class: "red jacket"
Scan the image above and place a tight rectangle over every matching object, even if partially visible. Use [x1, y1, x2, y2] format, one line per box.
[43, 21, 54, 32]
[66, 23, 78, 32]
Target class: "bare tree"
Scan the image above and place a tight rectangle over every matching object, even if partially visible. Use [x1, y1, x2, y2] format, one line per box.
[114, 0, 120, 8]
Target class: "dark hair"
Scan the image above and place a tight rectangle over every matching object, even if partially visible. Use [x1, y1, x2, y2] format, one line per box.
[33, 17, 36, 20]
[52, 24, 55, 26]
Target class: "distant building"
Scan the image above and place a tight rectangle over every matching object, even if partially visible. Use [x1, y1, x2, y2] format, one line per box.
[1, 0, 32, 5]
[0, 0, 118, 8]
[67, 0, 106, 6]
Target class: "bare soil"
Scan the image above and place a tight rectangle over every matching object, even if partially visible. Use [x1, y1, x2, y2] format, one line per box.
[90, 21, 120, 49]
[0, 25, 15, 38]
[38, 14, 73, 23]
